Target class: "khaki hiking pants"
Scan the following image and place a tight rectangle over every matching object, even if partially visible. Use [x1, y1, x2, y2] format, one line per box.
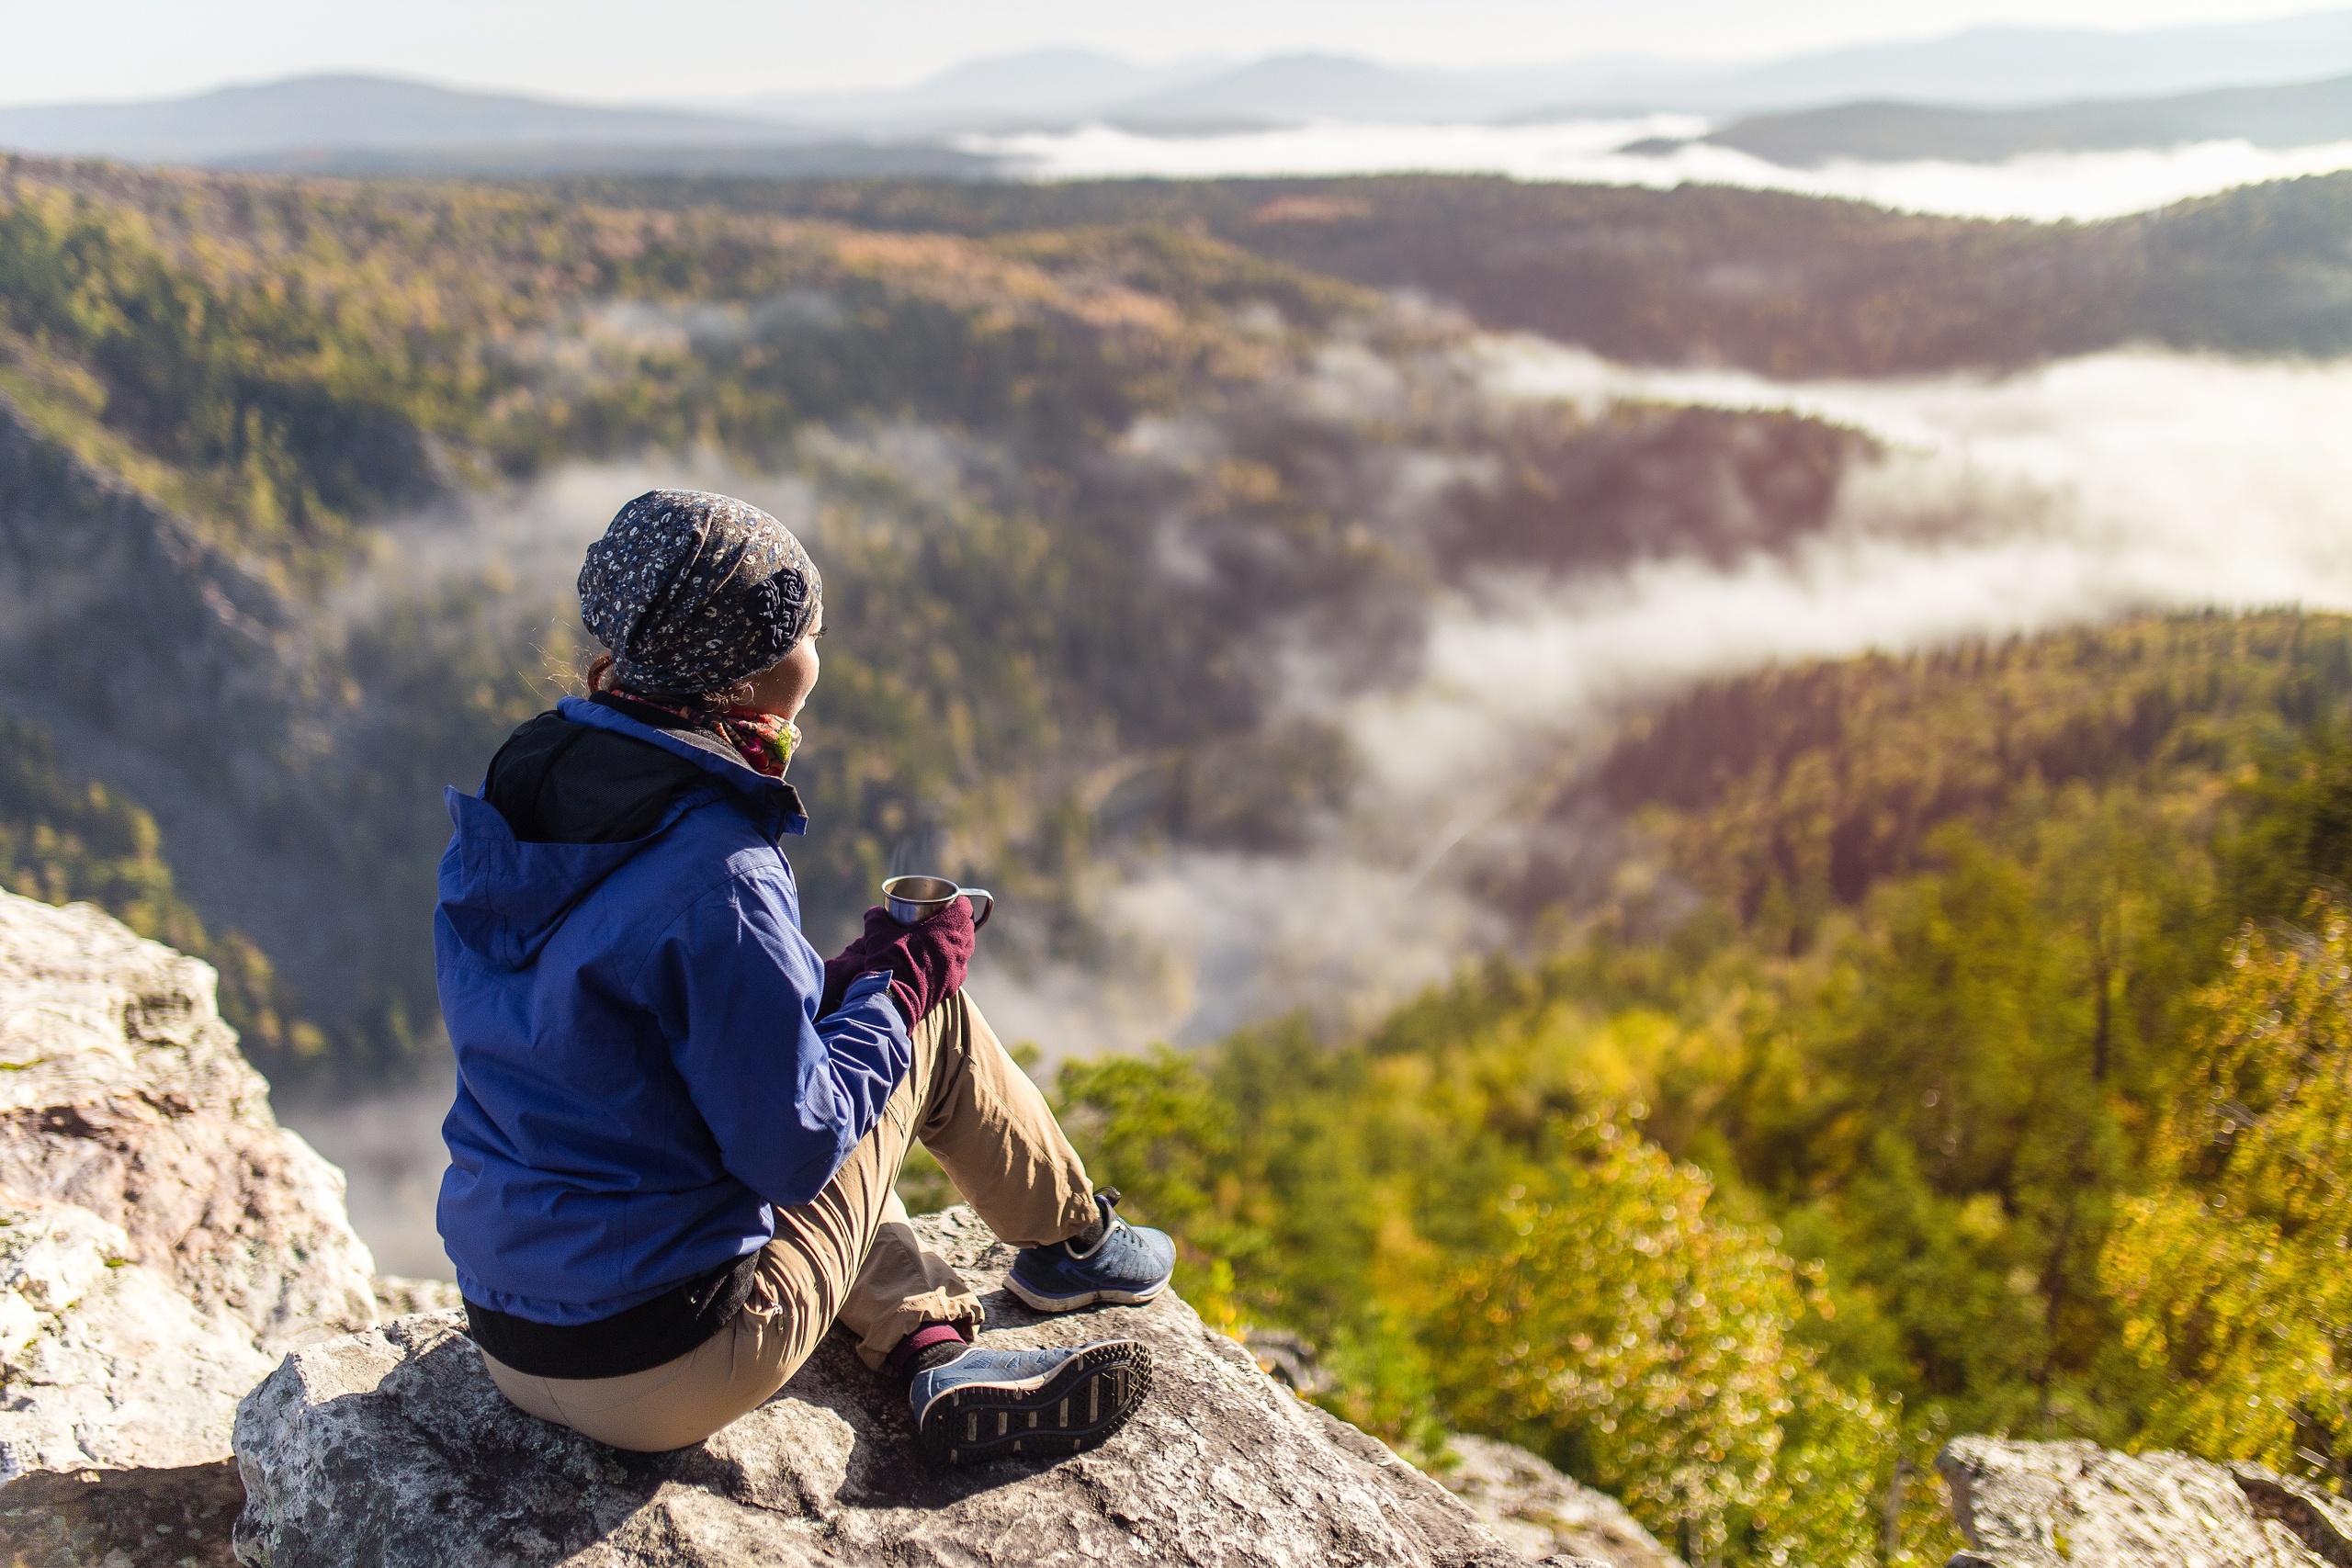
[479, 989, 1099, 1452]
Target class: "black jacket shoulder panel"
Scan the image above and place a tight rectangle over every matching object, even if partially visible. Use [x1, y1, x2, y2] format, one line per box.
[483, 709, 715, 845]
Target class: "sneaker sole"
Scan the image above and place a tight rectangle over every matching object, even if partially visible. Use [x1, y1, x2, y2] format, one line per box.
[1003, 1275, 1170, 1314]
[916, 1340, 1153, 1466]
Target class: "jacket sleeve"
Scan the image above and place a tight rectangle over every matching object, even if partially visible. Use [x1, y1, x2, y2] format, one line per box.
[647, 871, 912, 1209]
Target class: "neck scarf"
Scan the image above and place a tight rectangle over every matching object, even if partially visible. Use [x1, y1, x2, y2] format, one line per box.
[618, 692, 799, 779]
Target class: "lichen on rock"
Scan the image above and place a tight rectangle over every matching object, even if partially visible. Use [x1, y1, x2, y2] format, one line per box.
[368, 1275, 462, 1317]
[0, 1198, 275, 1477]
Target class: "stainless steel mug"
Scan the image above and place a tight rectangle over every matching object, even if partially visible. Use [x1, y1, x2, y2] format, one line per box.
[881, 874, 994, 931]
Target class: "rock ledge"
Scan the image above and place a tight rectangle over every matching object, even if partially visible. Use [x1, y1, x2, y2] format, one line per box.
[233, 1206, 1595, 1568]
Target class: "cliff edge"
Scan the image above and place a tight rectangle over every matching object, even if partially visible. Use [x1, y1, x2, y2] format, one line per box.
[231, 1204, 1595, 1568]
[0, 889, 378, 1479]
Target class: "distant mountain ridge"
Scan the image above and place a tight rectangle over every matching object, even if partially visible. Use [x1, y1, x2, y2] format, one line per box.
[751, 13, 2352, 130]
[13, 9, 2352, 175]
[1683, 9, 2352, 111]
[1702, 73, 2352, 167]
[0, 74, 805, 164]
[742, 51, 1238, 133]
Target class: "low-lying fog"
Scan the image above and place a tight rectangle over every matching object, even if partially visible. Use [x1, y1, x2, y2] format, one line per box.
[988, 346, 2352, 1043]
[964, 118, 2352, 222]
[285, 342, 2352, 1280]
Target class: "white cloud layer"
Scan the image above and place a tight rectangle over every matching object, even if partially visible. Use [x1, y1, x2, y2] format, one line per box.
[969, 120, 2352, 222]
[976, 346, 2352, 1056]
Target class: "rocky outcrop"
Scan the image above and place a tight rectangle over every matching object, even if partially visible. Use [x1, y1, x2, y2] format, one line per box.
[0, 891, 378, 1477]
[232, 1206, 1600, 1568]
[26, 887, 2352, 1568]
[0, 886, 1619, 1568]
[0, 1197, 276, 1476]
[1238, 1330, 1678, 1568]
[1439, 1435, 1684, 1568]
[1939, 1436, 2352, 1568]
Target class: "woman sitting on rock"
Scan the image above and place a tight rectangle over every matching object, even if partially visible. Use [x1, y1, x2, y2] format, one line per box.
[433, 490, 1174, 1462]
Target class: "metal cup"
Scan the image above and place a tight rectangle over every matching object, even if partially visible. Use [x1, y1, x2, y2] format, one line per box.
[881, 874, 994, 931]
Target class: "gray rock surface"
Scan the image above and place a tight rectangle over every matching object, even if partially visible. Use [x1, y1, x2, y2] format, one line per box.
[0, 1197, 276, 1476]
[0, 891, 379, 1477]
[0, 1457, 243, 1567]
[1234, 1330, 1668, 1567]
[1939, 1436, 2352, 1568]
[1438, 1434, 1684, 1568]
[233, 1206, 1591, 1568]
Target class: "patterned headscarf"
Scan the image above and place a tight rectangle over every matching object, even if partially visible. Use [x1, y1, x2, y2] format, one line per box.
[577, 491, 821, 699]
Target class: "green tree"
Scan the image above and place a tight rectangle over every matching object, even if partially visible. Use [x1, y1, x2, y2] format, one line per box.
[2102, 894, 2352, 1477]
[1055, 1020, 1925, 1567]
[1436, 1114, 1903, 1567]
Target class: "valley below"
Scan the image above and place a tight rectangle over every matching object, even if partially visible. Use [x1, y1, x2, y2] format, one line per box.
[6, 148, 2352, 1562]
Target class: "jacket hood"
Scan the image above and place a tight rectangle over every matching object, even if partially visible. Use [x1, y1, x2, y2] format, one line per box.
[555, 695, 809, 833]
[438, 698, 808, 971]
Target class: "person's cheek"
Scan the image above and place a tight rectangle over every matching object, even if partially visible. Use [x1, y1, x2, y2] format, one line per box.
[790, 644, 820, 717]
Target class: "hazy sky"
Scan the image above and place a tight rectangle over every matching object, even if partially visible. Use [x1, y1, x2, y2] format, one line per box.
[0, 0, 2328, 107]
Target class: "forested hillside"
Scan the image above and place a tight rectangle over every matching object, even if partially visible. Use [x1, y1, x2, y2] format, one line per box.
[0, 715, 311, 1060]
[1056, 611, 2352, 1565]
[0, 152, 1885, 1079]
[547, 170, 2352, 372]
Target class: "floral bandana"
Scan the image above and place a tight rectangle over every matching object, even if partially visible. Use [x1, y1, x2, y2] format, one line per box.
[577, 490, 821, 699]
[624, 694, 801, 779]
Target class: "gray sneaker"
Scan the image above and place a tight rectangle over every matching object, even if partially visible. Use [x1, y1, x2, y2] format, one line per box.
[1006, 1191, 1177, 1313]
[909, 1340, 1152, 1465]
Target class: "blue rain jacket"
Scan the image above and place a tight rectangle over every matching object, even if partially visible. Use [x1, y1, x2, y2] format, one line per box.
[435, 696, 909, 1324]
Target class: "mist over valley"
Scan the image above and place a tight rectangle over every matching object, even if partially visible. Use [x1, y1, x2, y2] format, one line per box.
[962, 116, 2352, 220]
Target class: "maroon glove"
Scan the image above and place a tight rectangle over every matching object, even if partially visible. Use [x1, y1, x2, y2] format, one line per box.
[820, 899, 976, 1026]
